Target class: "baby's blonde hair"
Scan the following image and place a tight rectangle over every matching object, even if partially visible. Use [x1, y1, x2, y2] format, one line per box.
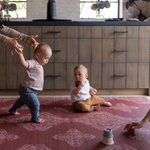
[34, 42, 51, 55]
[74, 65, 88, 74]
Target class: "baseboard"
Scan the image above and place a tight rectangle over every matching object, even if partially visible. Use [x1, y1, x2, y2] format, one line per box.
[0, 89, 149, 96]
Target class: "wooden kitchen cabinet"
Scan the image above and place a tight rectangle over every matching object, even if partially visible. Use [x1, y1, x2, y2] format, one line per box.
[1, 25, 149, 95]
[42, 26, 78, 89]
[0, 42, 5, 89]
[102, 63, 113, 88]
[114, 63, 126, 88]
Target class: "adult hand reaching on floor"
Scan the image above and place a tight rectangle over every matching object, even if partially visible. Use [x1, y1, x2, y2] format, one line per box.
[124, 109, 150, 131]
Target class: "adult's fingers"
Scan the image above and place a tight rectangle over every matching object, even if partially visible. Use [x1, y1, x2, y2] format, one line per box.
[14, 48, 19, 55]
[14, 43, 23, 53]
[124, 123, 134, 131]
[32, 35, 38, 38]
[10, 49, 13, 55]
[15, 38, 22, 41]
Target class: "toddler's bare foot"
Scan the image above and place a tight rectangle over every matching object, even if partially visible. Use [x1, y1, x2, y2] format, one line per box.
[94, 105, 100, 111]
[36, 119, 45, 124]
[103, 102, 112, 107]
[9, 112, 20, 115]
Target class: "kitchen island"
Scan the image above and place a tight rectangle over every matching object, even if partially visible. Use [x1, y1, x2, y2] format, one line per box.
[1, 21, 150, 95]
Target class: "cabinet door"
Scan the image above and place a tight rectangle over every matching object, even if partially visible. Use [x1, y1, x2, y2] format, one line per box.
[103, 26, 114, 38]
[55, 63, 66, 89]
[139, 63, 149, 88]
[127, 26, 138, 38]
[92, 39, 102, 63]
[67, 63, 78, 89]
[114, 63, 126, 88]
[114, 26, 127, 38]
[67, 39, 78, 63]
[44, 63, 67, 89]
[115, 39, 127, 63]
[30, 26, 41, 38]
[17, 64, 25, 87]
[91, 63, 101, 88]
[0, 41, 6, 63]
[67, 26, 78, 38]
[79, 26, 92, 38]
[41, 26, 55, 39]
[139, 38, 149, 63]
[55, 26, 66, 39]
[0, 43, 5, 89]
[127, 38, 138, 62]
[102, 63, 113, 88]
[139, 26, 150, 38]
[6, 63, 18, 89]
[0, 63, 5, 89]
[55, 39, 66, 62]
[126, 63, 138, 88]
[92, 26, 102, 38]
[44, 63, 55, 89]
[103, 39, 114, 63]
[79, 39, 91, 63]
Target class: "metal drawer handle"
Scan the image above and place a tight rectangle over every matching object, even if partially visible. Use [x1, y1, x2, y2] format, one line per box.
[114, 50, 128, 52]
[114, 31, 128, 33]
[52, 50, 61, 52]
[46, 75, 61, 77]
[46, 31, 61, 33]
[114, 74, 127, 77]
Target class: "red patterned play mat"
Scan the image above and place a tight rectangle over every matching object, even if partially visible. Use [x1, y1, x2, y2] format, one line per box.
[0, 96, 150, 150]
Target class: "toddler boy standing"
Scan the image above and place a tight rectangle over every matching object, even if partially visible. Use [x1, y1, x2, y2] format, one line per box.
[9, 42, 52, 123]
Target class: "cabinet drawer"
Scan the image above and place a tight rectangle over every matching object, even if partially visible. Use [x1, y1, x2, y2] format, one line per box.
[103, 26, 114, 38]
[114, 63, 126, 88]
[102, 63, 113, 88]
[103, 39, 114, 63]
[139, 63, 149, 88]
[139, 26, 150, 38]
[92, 26, 102, 38]
[126, 63, 138, 88]
[127, 38, 138, 62]
[67, 26, 78, 38]
[44, 63, 66, 89]
[127, 26, 138, 38]
[42, 26, 66, 39]
[79, 26, 92, 38]
[30, 26, 41, 38]
[103, 26, 127, 39]
[114, 26, 127, 38]
[114, 39, 127, 63]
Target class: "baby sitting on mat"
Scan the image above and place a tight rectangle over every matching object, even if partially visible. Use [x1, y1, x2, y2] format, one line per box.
[70, 65, 112, 112]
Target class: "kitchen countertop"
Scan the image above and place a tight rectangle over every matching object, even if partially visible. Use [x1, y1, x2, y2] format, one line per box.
[2, 20, 150, 26]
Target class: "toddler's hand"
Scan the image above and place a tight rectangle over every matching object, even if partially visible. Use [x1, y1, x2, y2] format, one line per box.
[75, 80, 81, 87]
[75, 80, 85, 87]
[33, 42, 39, 50]
[90, 88, 97, 96]
[79, 81, 85, 87]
